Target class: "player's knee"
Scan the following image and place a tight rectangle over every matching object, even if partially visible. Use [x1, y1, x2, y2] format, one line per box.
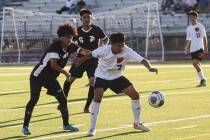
[94, 93, 103, 103]
[132, 92, 139, 100]
[28, 97, 39, 107]
[89, 78, 95, 86]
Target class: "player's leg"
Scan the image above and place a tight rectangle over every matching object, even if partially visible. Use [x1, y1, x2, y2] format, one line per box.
[110, 76, 150, 132]
[63, 64, 84, 97]
[63, 76, 76, 97]
[122, 85, 150, 132]
[88, 78, 107, 136]
[84, 64, 97, 113]
[49, 80, 79, 132]
[84, 77, 95, 113]
[22, 76, 42, 135]
[191, 50, 206, 86]
[193, 59, 206, 86]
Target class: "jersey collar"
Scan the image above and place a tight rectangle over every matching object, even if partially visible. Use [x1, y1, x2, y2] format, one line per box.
[81, 26, 93, 33]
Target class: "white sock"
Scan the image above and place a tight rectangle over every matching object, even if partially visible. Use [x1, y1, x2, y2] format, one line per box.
[90, 101, 100, 130]
[131, 99, 141, 124]
[197, 70, 205, 81]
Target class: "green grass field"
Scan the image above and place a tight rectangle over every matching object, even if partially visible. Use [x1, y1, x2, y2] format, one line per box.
[0, 62, 210, 140]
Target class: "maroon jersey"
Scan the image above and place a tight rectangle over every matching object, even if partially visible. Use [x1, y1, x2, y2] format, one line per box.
[75, 24, 107, 64]
[31, 40, 81, 81]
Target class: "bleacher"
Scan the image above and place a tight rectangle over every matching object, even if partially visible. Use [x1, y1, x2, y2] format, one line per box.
[1, 0, 210, 35]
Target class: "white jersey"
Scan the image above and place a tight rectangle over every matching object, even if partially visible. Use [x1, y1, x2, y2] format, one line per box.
[186, 22, 206, 52]
[92, 45, 144, 80]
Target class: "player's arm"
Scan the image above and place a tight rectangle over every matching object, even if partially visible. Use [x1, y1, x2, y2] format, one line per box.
[98, 27, 109, 46]
[184, 27, 191, 54]
[128, 47, 158, 74]
[50, 58, 71, 81]
[73, 53, 93, 67]
[79, 48, 91, 55]
[184, 40, 190, 54]
[203, 37, 208, 53]
[141, 59, 158, 74]
[100, 37, 109, 46]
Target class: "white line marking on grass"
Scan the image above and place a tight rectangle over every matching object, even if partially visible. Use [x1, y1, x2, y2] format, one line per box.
[32, 126, 130, 140]
[0, 73, 29, 76]
[0, 80, 27, 84]
[0, 70, 193, 77]
[0, 77, 199, 94]
[32, 114, 210, 140]
[173, 133, 210, 140]
[1, 89, 210, 112]
[173, 125, 197, 130]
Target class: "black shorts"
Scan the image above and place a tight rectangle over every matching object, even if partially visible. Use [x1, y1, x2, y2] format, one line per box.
[69, 63, 97, 78]
[30, 75, 63, 96]
[191, 49, 204, 61]
[94, 76, 132, 94]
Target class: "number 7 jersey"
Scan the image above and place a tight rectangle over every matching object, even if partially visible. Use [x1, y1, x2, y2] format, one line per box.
[92, 45, 144, 80]
[186, 22, 206, 53]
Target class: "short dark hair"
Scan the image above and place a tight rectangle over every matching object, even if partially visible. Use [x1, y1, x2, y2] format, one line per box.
[80, 9, 92, 16]
[188, 11, 198, 17]
[110, 32, 125, 44]
[57, 23, 77, 37]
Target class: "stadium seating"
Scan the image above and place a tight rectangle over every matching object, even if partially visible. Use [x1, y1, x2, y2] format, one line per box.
[0, 0, 210, 35]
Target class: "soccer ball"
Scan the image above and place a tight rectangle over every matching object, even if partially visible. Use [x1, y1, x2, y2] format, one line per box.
[148, 91, 165, 108]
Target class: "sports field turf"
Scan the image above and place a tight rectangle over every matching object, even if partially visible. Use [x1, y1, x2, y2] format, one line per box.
[0, 62, 210, 140]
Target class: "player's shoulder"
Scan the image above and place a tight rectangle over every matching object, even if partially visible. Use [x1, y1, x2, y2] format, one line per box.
[197, 22, 205, 28]
[77, 26, 83, 31]
[98, 44, 111, 50]
[92, 24, 104, 31]
[47, 40, 61, 52]
[124, 45, 133, 51]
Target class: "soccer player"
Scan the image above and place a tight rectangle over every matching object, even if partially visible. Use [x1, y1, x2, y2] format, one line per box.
[22, 23, 88, 135]
[184, 11, 208, 87]
[62, 9, 109, 113]
[74, 32, 158, 136]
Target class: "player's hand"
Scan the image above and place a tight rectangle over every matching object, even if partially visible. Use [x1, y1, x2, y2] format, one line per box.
[183, 48, 188, 54]
[85, 83, 90, 87]
[64, 71, 71, 82]
[149, 68, 158, 74]
[204, 49, 208, 55]
[73, 58, 82, 67]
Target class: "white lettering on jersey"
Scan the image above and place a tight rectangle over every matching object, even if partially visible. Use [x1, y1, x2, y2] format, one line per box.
[79, 37, 84, 44]
[90, 36, 95, 42]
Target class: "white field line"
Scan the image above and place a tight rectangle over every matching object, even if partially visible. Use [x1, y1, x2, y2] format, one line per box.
[0, 89, 210, 112]
[174, 133, 210, 140]
[173, 125, 197, 130]
[0, 75, 197, 89]
[0, 70, 192, 76]
[32, 114, 210, 140]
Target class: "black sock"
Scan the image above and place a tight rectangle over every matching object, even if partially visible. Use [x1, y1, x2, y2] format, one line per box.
[23, 106, 33, 127]
[63, 80, 71, 97]
[55, 93, 69, 126]
[84, 86, 94, 109]
[60, 105, 69, 126]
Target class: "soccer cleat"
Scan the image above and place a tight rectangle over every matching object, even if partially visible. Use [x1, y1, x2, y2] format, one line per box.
[87, 128, 96, 136]
[197, 79, 206, 87]
[22, 126, 31, 135]
[133, 123, 150, 132]
[63, 124, 79, 132]
[83, 108, 90, 113]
